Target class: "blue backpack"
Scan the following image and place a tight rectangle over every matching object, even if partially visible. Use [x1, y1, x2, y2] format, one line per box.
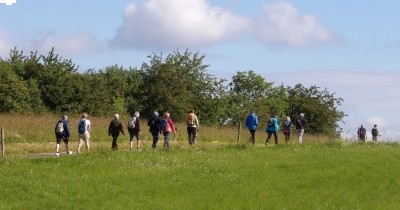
[78, 119, 86, 134]
[160, 119, 168, 132]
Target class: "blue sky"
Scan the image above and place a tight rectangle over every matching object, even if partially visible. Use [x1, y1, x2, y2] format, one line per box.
[1, 0, 400, 140]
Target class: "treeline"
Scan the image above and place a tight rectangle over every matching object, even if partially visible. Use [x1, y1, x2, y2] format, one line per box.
[0, 48, 345, 136]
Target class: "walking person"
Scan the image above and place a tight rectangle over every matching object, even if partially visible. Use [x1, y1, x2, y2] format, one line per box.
[282, 116, 292, 143]
[77, 112, 91, 153]
[127, 111, 141, 151]
[245, 111, 259, 144]
[160, 112, 176, 148]
[108, 114, 124, 150]
[54, 114, 71, 156]
[186, 109, 199, 145]
[371, 124, 380, 142]
[265, 115, 279, 145]
[357, 125, 367, 142]
[148, 111, 161, 148]
[296, 113, 307, 145]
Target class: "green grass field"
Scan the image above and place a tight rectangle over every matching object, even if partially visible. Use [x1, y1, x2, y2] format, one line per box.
[0, 114, 399, 209]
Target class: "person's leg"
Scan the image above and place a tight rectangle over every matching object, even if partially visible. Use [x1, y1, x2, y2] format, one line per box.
[250, 130, 255, 144]
[152, 130, 159, 148]
[187, 127, 192, 144]
[164, 132, 170, 148]
[266, 132, 272, 145]
[112, 137, 117, 150]
[55, 138, 61, 156]
[298, 129, 304, 145]
[77, 135, 83, 153]
[85, 133, 90, 152]
[192, 128, 197, 144]
[274, 132, 278, 144]
[64, 138, 70, 154]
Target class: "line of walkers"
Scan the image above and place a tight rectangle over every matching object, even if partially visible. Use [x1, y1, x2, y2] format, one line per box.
[245, 112, 307, 145]
[54, 110, 199, 156]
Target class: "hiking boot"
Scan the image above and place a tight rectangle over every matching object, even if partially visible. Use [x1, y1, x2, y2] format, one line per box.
[55, 152, 59, 156]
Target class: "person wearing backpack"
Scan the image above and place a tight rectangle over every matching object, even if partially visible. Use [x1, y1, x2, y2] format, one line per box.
[265, 114, 279, 145]
[282, 116, 292, 143]
[54, 114, 71, 156]
[108, 114, 124, 150]
[371, 124, 380, 142]
[127, 111, 141, 151]
[77, 112, 91, 154]
[245, 111, 258, 145]
[148, 111, 161, 148]
[160, 112, 176, 148]
[357, 125, 367, 141]
[295, 113, 307, 145]
[186, 109, 199, 145]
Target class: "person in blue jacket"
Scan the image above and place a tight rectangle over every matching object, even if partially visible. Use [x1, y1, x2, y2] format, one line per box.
[265, 114, 279, 145]
[245, 111, 259, 144]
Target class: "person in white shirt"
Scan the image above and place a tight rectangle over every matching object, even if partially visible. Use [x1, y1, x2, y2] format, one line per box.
[77, 112, 91, 153]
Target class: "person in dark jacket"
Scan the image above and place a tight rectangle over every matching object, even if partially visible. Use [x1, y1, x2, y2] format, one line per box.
[245, 111, 259, 144]
[282, 116, 292, 143]
[148, 111, 161, 148]
[108, 114, 124, 150]
[54, 114, 71, 156]
[128, 111, 141, 151]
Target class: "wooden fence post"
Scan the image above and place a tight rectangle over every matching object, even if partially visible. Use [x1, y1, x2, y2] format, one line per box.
[237, 121, 241, 145]
[1, 127, 4, 159]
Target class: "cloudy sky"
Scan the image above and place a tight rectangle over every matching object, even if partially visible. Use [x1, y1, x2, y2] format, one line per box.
[1, 0, 399, 140]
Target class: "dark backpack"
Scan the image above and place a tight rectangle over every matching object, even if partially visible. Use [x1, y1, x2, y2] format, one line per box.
[372, 128, 378, 136]
[160, 119, 168, 132]
[359, 128, 366, 137]
[78, 119, 86, 134]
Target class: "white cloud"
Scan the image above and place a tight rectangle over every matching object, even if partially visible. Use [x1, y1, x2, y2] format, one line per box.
[112, 0, 251, 49]
[255, 1, 338, 47]
[27, 31, 108, 56]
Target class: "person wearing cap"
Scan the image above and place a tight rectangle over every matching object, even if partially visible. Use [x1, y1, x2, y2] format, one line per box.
[108, 114, 124, 150]
[371, 124, 380, 142]
[148, 111, 161, 148]
[295, 113, 307, 145]
[128, 111, 141, 151]
[54, 114, 71, 156]
[77, 112, 91, 153]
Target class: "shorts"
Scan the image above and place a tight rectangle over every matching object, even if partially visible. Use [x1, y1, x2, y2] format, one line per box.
[129, 130, 140, 141]
[78, 132, 90, 142]
[56, 137, 69, 144]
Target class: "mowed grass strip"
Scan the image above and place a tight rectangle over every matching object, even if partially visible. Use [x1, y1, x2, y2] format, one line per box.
[0, 143, 399, 209]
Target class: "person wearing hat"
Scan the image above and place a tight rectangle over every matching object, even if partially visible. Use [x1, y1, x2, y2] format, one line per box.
[148, 111, 161, 148]
[296, 113, 307, 145]
[128, 111, 141, 151]
[108, 114, 124, 150]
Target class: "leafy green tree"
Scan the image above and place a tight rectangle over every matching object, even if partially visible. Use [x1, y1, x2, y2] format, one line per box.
[286, 84, 346, 136]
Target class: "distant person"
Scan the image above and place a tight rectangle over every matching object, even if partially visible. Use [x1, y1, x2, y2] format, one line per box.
[371, 124, 380, 142]
[128, 111, 141, 151]
[265, 114, 279, 145]
[108, 114, 124, 150]
[77, 112, 91, 153]
[245, 111, 259, 144]
[296, 113, 307, 145]
[160, 112, 176, 148]
[282, 116, 292, 143]
[357, 125, 367, 142]
[186, 109, 199, 145]
[148, 111, 161, 148]
[54, 114, 71, 156]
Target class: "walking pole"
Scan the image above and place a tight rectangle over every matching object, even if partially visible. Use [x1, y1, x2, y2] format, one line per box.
[1, 127, 5, 159]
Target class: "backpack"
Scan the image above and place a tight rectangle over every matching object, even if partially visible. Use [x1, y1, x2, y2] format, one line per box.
[187, 113, 195, 126]
[56, 121, 64, 133]
[128, 117, 136, 129]
[372, 128, 378, 136]
[160, 118, 169, 132]
[359, 128, 366, 137]
[78, 119, 86, 134]
[267, 118, 274, 128]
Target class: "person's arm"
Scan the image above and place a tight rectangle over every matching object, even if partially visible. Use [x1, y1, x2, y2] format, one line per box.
[65, 121, 70, 138]
[108, 121, 112, 136]
[169, 118, 176, 134]
[120, 122, 124, 135]
[195, 116, 199, 130]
